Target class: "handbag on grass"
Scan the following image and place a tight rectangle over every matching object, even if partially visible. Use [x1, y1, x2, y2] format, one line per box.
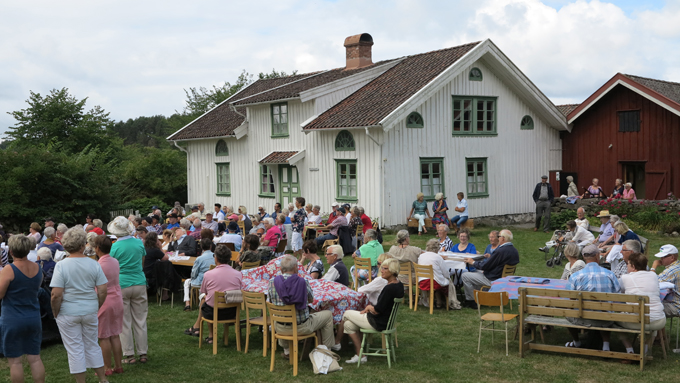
[309, 345, 342, 374]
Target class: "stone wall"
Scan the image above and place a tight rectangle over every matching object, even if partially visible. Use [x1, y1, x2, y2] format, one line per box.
[550, 197, 680, 216]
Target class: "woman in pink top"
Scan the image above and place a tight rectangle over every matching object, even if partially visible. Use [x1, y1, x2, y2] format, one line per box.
[95, 236, 125, 376]
[261, 217, 282, 248]
[622, 182, 636, 200]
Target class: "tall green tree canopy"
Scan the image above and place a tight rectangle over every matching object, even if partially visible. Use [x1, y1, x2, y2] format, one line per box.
[6, 88, 117, 153]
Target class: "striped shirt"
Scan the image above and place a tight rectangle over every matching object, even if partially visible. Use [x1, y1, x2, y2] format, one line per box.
[658, 260, 680, 313]
[568, 262, 621, 293]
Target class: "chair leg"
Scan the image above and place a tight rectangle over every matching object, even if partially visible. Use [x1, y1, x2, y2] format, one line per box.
[477, 320, 483, 353]
[269, 333, 276, 372]
[358, 333, 367, 367]
[429, 289, 434, 315]
[505, 322, 509, 356]
[245, 321, 250, 354]
[390, 334, 397, 363]
[414, 285, 419, 311]
[263, 323, 268, 357]
[385, 334, 392, 368]
[213, 322, 218, 355]
[293, 338, 299, 376]
[171, 292, 174, 309]
[235, 321, 242, 352]
[199, 320, 203, 349]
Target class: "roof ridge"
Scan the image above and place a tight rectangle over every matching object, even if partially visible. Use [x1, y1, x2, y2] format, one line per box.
[402, 41, 482, 59]
[556, 103, 580, 106]
[230, 70, 330, 104]
[623, 73, 680, 87]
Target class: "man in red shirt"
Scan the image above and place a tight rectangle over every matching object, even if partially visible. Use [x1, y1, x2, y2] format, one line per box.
[327, 202, 340, 224]
[358, 207, 372, 234]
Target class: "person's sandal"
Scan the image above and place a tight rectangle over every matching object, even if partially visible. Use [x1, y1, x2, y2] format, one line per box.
[183, 305, 191, 312]
[204, 337, 213, 344]
[122, 356, 137, 364]
[139, 354, 148, 364]
[113, 367, 124, 374]
[184, 327, 199, 336]
[105, 369, 114, 376]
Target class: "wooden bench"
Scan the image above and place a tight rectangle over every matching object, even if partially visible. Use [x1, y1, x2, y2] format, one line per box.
[639, 235, 649, 255]
[451, 218, 474, 231]
[407, 218, 433, 229]
[519, 287, 655, 370]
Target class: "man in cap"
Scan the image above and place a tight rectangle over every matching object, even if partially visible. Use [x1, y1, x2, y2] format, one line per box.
[165, 213, 180, 231]
[201, 212, 218, 236]
[215, 222, 242, 251]
[652, 244, 680, 316]
[532, 175, 554, 233]
[594, 210, 615, 246]
[564, 244, 620, 350]
[327, 202, 340, 224]
[41, 217, 55, 243]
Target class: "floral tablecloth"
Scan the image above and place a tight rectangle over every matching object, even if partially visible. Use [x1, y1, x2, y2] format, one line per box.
[241, 258, 369, 323]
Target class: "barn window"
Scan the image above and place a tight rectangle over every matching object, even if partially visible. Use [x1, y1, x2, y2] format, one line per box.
[336, 160, 357, 201]
[420, 158, 444, 200]
[216, 163, 230, 196]
[520, 115, 534, 130]
[406, 112, 424, 128]
[466, 158, 488, 198]
[469, 67, 483, 81]
[335, 130, 355, 151]
[215, 139, 229, 156]
[271, 102, 289, 137]
[618, 110, 640, 132]
[260, 165, 275, 197]
[452, 96, 497, 135]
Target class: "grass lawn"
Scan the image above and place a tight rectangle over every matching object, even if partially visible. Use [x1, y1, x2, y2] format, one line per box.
[2, 227, 680, 382]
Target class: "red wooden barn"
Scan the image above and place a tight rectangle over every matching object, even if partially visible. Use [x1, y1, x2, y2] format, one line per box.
[557, 73, 680, 200]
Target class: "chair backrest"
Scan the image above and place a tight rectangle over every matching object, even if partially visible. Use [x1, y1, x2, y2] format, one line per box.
[385, 298, 403, 331]
[356, 225, 363, 236]
[501, 264, 516, 278]
[399, 262, 412, 283]
[242, 290, 267, 316]
[371, 220, 378, 229]
[413, 263, 434, 280]
[475, 290, 510, 307]
[213, 290, 241, 310]
[354, 257, 372, 282]
[237, 220, 245, 235]
[275, 238, 288, 253]
[266, 302, 299, 333]
[242, 260, 261, 270]
[225, 242, 236, 252]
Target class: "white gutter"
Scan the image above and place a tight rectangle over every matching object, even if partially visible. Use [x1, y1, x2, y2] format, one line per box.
[173, 141, 188, 154]
[365, 126, 381, 146]
[232, 96, 300, 108]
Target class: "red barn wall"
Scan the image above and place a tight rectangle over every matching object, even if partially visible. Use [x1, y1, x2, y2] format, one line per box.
[561, 84, 680, 199]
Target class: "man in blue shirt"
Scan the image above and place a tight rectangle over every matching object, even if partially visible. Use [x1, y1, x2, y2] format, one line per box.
[182, 238, 215, 312]
[451, 192, 469, 234]
[165, 214, 180, 231]
[594, 210, 615, 246]
[565, 244, 620, 350]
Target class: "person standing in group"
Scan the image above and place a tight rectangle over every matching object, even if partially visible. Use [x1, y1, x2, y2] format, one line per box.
[532, 175, 554, 233]
[0, 234, 46, 383]
[107, 217, 149, 365]
[291, 197, 307, 259]
[94, 236, 124, 376]
[50, 228, 109, 383]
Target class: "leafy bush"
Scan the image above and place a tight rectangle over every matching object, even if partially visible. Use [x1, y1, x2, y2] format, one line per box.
[114, 198, 171, 217]
[550, 209, 577, 230]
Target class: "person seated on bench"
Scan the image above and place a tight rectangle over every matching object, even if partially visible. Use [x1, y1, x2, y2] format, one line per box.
[407, 193, 431, 235]
[450, 192, 468, 234]
[617, 252, 666, 356]
[611, 240, 641, 280]
[462, 229, 519, 309]
[539, 208, 588, 253]
[652, 244, 680, 317]
[564, 244, 620, 350]
[560, 243, 585, 280]
[594, 210, 615, 246]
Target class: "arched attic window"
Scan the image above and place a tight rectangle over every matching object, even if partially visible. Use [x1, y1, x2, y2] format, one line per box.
[406, 112, 424, 128]
[215, 139, 229, 156]
[469, 67, 483, 81]
[335, 130, 355, 151]
[520, 115, 534, 130]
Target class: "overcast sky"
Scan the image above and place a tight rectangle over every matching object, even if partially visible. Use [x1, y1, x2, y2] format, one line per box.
[1, 0, 678, 137]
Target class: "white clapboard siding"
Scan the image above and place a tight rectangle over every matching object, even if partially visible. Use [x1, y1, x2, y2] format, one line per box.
[185, 99, 383, 219]
[381, 60, 561, 227]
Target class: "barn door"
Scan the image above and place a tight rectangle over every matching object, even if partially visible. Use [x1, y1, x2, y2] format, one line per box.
[646, 162, 671, 200]
[622, 162, 646, 199]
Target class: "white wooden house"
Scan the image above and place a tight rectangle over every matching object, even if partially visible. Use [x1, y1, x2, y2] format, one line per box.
[168, 34, 568, 227]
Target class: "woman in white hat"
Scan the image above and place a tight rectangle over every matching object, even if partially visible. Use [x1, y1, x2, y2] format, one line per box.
[107, 216, 148, 364]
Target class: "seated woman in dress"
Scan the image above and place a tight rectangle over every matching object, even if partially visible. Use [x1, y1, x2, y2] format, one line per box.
[581, 178, 604, 199]
[340, 258, 403, 364]
[617, 252, 666, 355]
[622, 182, 636, 200]
[610, 178, 624, 198]
[431, 193, 450, 228]
[560, 243, 585, 280]
[407, 192, 431, 235]
[451, 228, 477, 271]
[0, 234, 46, 383]
[301, 240, 323, 279]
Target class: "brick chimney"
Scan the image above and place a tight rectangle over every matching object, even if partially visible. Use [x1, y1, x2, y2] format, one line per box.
[344, 33, 373, 70]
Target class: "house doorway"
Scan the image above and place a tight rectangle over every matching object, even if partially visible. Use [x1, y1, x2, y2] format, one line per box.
[279, 165, 300, 208]
[622, 162, 645, 199]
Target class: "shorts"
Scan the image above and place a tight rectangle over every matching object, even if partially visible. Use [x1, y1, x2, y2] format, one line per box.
[291, 232, 303, 251]
[201, 302, 237, 321]
[419, 279, 447, 291]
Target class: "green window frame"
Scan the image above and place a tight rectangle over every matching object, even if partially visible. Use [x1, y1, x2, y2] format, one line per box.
[469, 67, 483, 81]
[520, 115, 534, 130]
[271, 102, 289, 137]
[420, 158, 444, 200]
[406, 112, 424, 128]
[216, 163, 231, 196]
[452, 96, 497, 135]
[215, 139, 229, 156]
[336, 159, 357, 202]
[335, 130, 355, 151]
[466, 158, 488, 198]
[259, 165, 275, 198]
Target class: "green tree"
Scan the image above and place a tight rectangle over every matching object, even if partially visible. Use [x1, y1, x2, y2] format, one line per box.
[110, 115, 176, 148]
[6, 88, 118, 154]
[115, 145, 187, 203]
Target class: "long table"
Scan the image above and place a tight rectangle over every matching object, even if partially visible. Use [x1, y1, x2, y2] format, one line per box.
[170, 256, 196, 267]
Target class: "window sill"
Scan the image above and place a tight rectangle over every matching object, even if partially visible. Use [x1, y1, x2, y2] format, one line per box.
[271, 134, 289, 139]
[451, 132, 498, 137]
[336, 197, 358, 202]
[215, 193, 231, 197]
[467, 194, 489, 199]
[258, 193, 276, 199]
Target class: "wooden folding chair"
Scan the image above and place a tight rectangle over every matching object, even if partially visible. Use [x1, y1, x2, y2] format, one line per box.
[356, 224, 364, 247]
[501, 264, 516, 278]
[198, 291, 242, 355]
[358, 298, 403, 368]
[275, 239, 288, 257]
[399, 262, 414, 309]
[237, 220, 245, 236]
[474, 290, 518, 356]
[242, 291, 270, 356]
[413, 264, 448, 314]
[190, 285, 200, 309]
[266, 302, 318, 376]
[242, 260, 261, 270]
[353, 257, 372, 291]
[322, 239, 339, 252]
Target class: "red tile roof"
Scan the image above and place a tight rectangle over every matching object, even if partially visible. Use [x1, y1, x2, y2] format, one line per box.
[556, 104, 579, 117]
[231, 59, 398, 106]
[259, 151, 300, 164]
[303, 42, 480, 130]
[168, 73, 318, 140]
